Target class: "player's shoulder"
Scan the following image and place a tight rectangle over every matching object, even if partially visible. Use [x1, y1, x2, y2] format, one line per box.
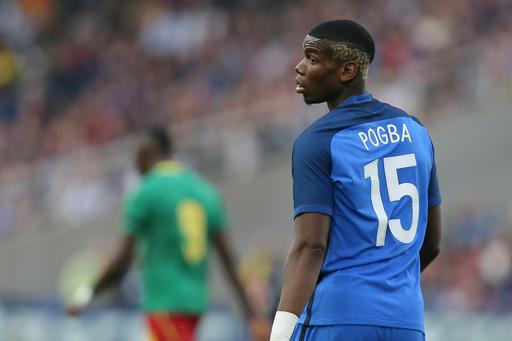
[371, 99, 408, 114]
[300, 97, 413, 137]
[293, 121, 331, 160]
[184, 168, 222, 200]
[372, 100, 436, 153]
[122, 178, 155, 209]
[292, 119, 339, 170]
[138, 171, 164, 191]
[293, 99, 389, 153]
[122, 186, 140, 206]
[131, 167, 178, 199]
[373, 100, 426, 127]
[294, 109, 347, 150]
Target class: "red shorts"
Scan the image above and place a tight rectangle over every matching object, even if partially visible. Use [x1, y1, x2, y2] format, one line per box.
[146, 314, 200, 341]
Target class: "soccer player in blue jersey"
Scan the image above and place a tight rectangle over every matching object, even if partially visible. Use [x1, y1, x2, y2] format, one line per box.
[269, 20, 442, 341]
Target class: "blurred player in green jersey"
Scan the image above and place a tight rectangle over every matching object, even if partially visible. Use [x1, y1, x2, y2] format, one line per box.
[66, 126, 268, 341]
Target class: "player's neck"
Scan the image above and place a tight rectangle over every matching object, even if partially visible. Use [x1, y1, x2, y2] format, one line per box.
[327, 82, 367, 110]
[151, 157, 170, 168]
[141, 157, 169, 175]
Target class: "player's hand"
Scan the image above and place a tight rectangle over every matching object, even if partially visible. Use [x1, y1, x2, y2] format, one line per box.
[65, 285, 93, 317]
[66, 303, 87, 317]
[249, 315, 272, 341]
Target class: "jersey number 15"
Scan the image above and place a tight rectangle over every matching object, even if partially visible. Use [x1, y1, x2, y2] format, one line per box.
[364, 153, 419, 246]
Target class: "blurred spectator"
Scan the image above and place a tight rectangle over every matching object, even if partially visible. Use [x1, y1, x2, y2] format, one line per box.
[0, 0, 510, 170]
[422, 202, 512, 313]
[0, 42, 20, 123]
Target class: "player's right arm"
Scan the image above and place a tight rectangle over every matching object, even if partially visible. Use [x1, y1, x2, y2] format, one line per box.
[277, 213, 330, 315]
[420, 205, 441, 272]
[92, 236, 136, 295]
[66, 235, 136, 317]
[66, 185, 149, 316]
[271, 132, 334, 340]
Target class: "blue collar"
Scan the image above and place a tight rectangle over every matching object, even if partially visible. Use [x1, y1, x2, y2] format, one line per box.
[337, 92, 373, 108]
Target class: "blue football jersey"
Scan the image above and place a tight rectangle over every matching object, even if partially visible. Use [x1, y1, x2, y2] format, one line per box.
[292, 93, 441, 332]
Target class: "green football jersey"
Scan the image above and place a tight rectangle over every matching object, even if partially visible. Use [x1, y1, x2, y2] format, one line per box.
[123, 161, 227, 313]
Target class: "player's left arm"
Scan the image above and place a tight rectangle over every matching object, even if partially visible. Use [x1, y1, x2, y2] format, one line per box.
[92, 235, 135, 296]
[66, 235, 135, 316]
[213, 230, 255, 319]
[278, 213, 330, 314]
[271, 213, 330, 340]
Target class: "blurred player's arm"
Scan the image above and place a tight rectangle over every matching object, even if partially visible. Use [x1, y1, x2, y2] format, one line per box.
[213, 230, 256, 318]
[214, 231, 271, 341]
[420, 204, 441, 272]
[90, 186, 146, 295]
[92, 235, 135, 295]
[66, 235, 135, 316]
[270, 213, 330, 340]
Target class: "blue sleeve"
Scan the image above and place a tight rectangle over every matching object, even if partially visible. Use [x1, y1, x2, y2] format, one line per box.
[292, 132, 334, 218]
[428, 143, 442, 208]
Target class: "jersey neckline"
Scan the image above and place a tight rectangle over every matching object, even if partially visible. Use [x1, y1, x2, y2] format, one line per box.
[336, 92, 374, 108]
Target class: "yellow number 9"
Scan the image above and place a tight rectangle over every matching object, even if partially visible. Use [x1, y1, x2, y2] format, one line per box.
[177, 200, 207, 264]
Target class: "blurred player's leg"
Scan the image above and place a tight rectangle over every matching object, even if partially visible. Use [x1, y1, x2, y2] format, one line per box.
[146, 314, 200, 341]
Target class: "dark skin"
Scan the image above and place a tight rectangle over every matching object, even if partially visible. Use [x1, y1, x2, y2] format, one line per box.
[420, 205, 442, 272]
[295, 35, 366, 110]
[277, 213, 331, 316]
[66, 136, 270, 339]
[278, 35, 442, 317]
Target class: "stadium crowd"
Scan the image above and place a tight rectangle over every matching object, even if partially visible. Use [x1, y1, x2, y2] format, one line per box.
[0, 0, 512, 170]
[1, 0, 512, 318]
[421, 202, 512, 313]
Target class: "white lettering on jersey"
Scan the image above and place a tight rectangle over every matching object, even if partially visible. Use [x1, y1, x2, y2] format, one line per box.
[368, 129, 379, 147]
[358, 132, 369, 150]
[358, 123, 413, 151]
[401, 123, 412, 143]
[377, 126, 388, 144]
[388, 124, 400, 143]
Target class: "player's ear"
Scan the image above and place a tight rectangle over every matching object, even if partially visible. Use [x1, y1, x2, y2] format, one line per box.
[339, 62, 358, 82]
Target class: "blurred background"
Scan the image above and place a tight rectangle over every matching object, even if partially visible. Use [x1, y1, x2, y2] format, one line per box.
[0, 0, 511, 340]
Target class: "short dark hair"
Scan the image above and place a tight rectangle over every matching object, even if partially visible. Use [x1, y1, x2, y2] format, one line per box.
[144, 125, 172, 155]
[309, 20, 375, 63]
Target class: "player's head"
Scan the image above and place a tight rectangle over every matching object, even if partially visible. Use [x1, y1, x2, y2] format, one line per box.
[295, 20, 375, 105]
[135, 126, 173, 175]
